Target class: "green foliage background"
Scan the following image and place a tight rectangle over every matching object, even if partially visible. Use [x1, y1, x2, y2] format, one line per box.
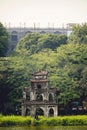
[0, 23, 9, 56]
[0, 23, 87, 114]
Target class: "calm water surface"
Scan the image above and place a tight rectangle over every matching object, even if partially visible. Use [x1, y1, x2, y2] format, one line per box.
[0, 126, 87, 130]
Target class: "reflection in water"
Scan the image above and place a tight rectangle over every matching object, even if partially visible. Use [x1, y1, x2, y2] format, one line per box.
[0, 126, 87, 130]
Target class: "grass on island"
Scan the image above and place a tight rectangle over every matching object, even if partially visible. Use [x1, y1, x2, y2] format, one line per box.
[0, 114, 87, 126]
[0, 114, 34, 126]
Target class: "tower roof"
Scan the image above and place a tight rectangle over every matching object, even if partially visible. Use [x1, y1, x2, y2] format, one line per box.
[32, 70, 48, 76]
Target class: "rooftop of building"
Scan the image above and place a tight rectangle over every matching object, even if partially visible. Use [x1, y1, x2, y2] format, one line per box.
[32, 70, 48, 76]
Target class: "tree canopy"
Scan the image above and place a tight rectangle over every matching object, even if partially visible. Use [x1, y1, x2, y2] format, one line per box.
[15, 33, 67, 55]
[68, 23, 87, 44]
[0, 23, 9, 56]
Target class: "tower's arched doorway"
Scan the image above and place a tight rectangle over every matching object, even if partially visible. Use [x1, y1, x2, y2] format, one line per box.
[35, 108, 44, 116]
[49, 108, 54, 116]
[25, 108, 30, 116]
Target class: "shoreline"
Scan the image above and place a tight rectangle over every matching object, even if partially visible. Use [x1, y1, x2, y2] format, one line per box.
[0, 115, 87, 127]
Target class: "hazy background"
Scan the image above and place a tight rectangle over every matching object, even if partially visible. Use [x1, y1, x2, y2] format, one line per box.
[0, 0, 87, 27]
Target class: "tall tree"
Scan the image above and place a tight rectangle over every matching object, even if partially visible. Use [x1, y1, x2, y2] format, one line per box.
[0, 23, 9, 56]
[68, 23, 87, 44]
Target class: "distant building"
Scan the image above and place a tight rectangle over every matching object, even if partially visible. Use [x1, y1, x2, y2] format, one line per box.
[7, 27, 72, 53]
[22, 70, 58, 117]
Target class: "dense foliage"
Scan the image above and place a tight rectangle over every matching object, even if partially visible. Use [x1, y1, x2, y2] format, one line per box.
[0, 115, 33, 126]
[0, 23, 87, 115]
[68, 23, 87, 44]
[0, 23, 9, 56]
[15, 33, 67, 55]
[0, 115, 87, 126]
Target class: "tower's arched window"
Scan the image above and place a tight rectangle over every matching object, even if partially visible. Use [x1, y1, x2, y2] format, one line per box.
[49, 93, 53, 101]
[37, 84, 41, 89]
[26, 93, 30, 100]
[36, 94, 43, 101]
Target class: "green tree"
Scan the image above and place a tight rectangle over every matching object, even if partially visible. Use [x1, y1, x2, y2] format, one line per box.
[0, 57, 13, 114]
[55, 44, 87, 109]
[15, 33, 67, 55]
[68, 23, 87, 44]
[37, 34, 67, 51]
[0, 23, 9, 56]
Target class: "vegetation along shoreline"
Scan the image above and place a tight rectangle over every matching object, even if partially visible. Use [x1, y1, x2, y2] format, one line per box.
[0, 115, 87, 127]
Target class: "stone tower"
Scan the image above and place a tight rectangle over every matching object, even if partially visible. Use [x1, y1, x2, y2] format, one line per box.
[22, 70, 58, 117]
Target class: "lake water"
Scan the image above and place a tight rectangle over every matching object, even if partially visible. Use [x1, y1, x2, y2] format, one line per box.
[0, 126, 87, 130]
